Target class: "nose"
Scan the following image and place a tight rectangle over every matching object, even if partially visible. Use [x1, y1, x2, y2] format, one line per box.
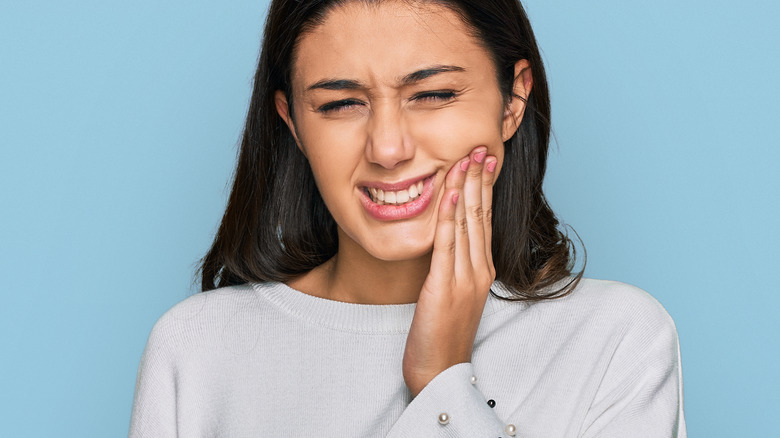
[365, 103, 414, 169]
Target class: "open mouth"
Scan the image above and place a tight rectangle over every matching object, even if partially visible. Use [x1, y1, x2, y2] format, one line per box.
[359, 174, 436, 221]
[364, 179, 425, 206]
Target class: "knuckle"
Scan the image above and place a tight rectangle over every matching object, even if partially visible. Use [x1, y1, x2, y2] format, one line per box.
[469, 205, 484, 221]
[484, 207, 493, 223]
[446, 240, 457, 256]
[457, 218, 468, 233]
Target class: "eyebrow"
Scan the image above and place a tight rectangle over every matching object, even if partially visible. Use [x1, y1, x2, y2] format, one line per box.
[306, 79, 363, 91]
[400, 65, 465, 85]
[305, 65, 465, 91]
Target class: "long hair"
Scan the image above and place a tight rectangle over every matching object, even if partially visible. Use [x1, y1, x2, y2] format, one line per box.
[200, 0, 583, 300]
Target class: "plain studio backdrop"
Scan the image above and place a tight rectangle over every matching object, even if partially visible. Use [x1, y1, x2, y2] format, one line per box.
[1, 0, 778, 436]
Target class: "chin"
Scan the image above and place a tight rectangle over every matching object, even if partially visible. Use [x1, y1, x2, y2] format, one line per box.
[360, 237, 433, 262]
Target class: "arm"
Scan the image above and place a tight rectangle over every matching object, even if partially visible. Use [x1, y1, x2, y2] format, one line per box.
[391, 147, 518, 437]
[388, 363, 516, 437]
[394, 146, 684, 437]
[128, 318, 178, 438]
[401, 146, 496, 397]
[580, 304, 686, 438]
[389, 296, 686, 438]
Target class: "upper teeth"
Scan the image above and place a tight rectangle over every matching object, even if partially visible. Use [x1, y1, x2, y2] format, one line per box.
[369, 181, 424, 205]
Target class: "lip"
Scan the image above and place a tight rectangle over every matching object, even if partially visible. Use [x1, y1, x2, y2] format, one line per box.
[358, 172, 435, 191]
[359, 173, 436, 221]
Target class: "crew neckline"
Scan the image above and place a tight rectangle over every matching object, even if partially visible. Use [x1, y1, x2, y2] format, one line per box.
[252, 281, 522, 334]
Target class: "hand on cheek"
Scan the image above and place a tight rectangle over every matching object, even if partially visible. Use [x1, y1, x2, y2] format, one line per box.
[402, 146, 498, 397]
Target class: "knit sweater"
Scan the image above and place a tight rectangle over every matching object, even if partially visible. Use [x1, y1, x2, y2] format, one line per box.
[129, 278, 686, 437]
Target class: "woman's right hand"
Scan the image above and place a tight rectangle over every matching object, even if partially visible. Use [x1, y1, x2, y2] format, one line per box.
[402, 146, 498, 397]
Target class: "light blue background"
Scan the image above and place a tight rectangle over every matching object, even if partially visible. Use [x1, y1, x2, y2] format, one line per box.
[1, 0, 777, 436]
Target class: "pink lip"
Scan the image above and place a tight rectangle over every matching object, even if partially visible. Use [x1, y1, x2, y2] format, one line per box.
[359, 174, 436, 221]
[358, 172, 434, 191]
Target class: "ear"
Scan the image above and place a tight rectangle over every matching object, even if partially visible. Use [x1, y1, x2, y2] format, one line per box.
[274, 90, 306, 156]
[501, 59, 533, 142]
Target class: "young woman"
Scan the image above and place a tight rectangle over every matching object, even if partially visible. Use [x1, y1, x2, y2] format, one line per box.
[130, 0, 686, 436]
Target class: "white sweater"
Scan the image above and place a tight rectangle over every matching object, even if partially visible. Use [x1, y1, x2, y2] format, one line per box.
[129, 278, 686, 437]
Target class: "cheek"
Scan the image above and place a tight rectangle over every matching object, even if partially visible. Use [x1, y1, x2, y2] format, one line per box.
[297, 119, 365, 190]
[406, 103, 505, 162]
[300, 117, 365, 161]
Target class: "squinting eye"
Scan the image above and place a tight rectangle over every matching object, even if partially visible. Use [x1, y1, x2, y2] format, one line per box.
[411, 90, 457, 103]
[317, 99, 364, 113]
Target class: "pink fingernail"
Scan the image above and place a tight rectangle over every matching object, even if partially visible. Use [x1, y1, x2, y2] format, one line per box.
[452, 193, 459, 205]
[486, 160, 497, 172]
[474, 151, 486, 163]
[460, 159, 469, 171]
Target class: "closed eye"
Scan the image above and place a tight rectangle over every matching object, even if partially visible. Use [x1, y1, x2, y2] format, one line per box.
[411, 90, 457, 103]
[317, 91, 456, 113]
[317, 98, 365, 113]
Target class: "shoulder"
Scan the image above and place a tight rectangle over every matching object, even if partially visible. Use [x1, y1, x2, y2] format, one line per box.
[571, 279, 680, 358]
[522, 278, 679, 349]
[528, 279, 682, 378]
[143, 283, 275, 357]
[577, 278, 671, 315]
[153, 283, 259, 329]
[552, 278, 674, 325]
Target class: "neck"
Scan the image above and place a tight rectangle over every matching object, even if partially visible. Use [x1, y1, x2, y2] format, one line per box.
[287, 233, 431, 305]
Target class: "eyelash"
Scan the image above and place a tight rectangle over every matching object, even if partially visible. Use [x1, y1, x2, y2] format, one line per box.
[317, 90, 457, 113]
[413, 90, 457, 102]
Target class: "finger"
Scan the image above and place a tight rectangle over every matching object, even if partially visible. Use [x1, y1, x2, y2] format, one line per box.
[454, 154, 472, 278]
[429, 160, 467, 283]
[429, 189, 459, 283]
[483, 156, 497, 272]
[445, 156, 469, 191]
[463, 147, 488, 271]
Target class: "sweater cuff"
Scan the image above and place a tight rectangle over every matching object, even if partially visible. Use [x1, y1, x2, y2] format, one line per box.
[387, 363, 515, 437]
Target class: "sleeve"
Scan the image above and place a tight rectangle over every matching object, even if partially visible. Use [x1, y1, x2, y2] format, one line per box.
[128, 318, 178, 438]
[579, 304, 687, 438]
[386, 363, 518, 438]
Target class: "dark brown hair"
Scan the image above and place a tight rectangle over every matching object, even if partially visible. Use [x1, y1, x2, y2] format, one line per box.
[200, 0, 583, 300]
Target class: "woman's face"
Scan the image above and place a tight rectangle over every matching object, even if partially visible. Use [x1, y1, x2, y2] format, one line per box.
[277, 1, 525, 262]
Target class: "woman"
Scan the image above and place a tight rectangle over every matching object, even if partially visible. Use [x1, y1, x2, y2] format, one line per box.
[130, 0, 686, 436]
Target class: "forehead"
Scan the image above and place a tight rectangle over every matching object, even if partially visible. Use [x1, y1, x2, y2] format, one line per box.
[291, 1, 492, 88]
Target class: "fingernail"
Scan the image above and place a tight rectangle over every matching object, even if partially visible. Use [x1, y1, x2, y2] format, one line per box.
[474, 151, 486, 163]
[460, 159, 469, 171]
[452, 193, 460, 205]
[486, 160, 497, 172]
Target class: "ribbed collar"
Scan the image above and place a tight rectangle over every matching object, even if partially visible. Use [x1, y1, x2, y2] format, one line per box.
[252, 281, 522, 335]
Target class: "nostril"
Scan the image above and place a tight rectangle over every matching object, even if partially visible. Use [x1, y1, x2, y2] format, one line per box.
[365, 143, 415, 169]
